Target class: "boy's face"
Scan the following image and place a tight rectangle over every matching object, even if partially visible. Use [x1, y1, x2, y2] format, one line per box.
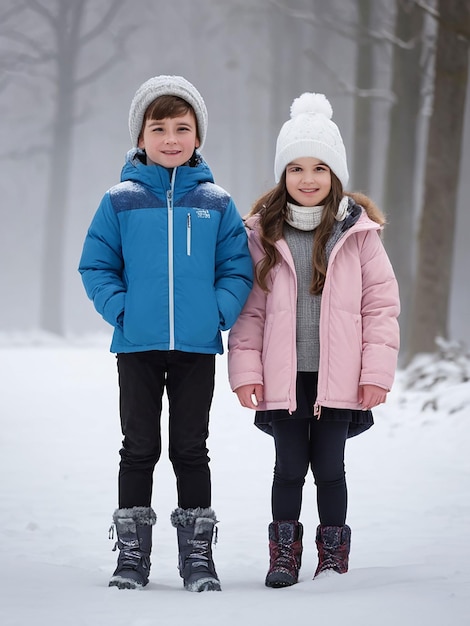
[138, 110, 200, 168]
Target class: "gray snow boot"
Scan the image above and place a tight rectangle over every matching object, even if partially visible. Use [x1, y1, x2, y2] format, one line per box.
[109, 506, 157, 589]
[171, 507, 221, 592]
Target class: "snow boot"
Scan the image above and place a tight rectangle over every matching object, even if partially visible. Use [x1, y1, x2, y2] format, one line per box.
[171, 507, 221, 592]
[314, 524, 351, 578]
[265, 520, 303, 588]
[108, 506, 157, 589]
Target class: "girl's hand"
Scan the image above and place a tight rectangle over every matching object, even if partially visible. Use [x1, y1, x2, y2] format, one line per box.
[235, 384, 264, 409]
[359, 384, 387, 410]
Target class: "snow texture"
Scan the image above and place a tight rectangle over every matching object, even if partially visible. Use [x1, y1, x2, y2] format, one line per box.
[0, 333, 469, 626]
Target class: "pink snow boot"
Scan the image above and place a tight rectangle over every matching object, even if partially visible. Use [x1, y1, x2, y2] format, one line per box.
[265, 520, 303, 588]
[314, 524, 351, 578]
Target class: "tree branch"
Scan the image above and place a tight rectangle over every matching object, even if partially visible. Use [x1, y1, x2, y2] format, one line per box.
[76, 24, 136, 88]
[27, 0, 57, 28]
[413, 0, 440, 20]
[81, 0, 126, 45]
[0, 2, 27, 26]
[0, 27, 51, 57]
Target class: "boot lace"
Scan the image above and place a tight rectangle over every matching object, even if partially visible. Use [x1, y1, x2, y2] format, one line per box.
[186, 526, 217, 564]
[109, 523, 143, 569]
[319, 546, 339, 571]
[186, 538, 210, 567]
[317, 543, 346, 574]
[271, 542, 298, 574]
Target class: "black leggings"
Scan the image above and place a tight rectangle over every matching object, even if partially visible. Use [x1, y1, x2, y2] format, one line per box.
[271, 418, 348, 526]
[117, 350, 215, 510]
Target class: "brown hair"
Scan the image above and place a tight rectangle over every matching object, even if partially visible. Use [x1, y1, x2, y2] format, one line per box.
[139, 95, 199, 143]
[248, 172, 344, 294]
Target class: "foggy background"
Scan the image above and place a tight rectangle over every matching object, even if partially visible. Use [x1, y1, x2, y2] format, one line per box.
[1, 0, 469, 358]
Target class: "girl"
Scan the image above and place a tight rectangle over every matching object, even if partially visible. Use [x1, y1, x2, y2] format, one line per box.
[228, 93, 400, 588]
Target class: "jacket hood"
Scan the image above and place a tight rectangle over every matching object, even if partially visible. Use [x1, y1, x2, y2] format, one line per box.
[120, 148, 214, 200]
[346, 192, 385, 226]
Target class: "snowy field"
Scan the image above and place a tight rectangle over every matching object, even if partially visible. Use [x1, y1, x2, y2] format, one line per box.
[1, 333, 469, 626]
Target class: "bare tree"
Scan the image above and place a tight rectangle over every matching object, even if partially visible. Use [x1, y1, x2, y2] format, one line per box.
[1, 0, 128, 335]
[409, 0, 470, 358]
[350, 0, 374, 193]
[382, 0, 425, 361]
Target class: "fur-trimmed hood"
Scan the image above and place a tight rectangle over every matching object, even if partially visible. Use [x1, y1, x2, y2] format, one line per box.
[346, 191, 385, 227]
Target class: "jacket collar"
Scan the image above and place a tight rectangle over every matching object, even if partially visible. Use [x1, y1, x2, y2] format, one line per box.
[120, 148, 214, 200]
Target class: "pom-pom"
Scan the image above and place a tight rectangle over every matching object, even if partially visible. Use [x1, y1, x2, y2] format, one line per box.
[290, 92, 333, 120]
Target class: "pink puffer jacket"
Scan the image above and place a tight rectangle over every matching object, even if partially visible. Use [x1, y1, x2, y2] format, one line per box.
[228, 201, 400, 413]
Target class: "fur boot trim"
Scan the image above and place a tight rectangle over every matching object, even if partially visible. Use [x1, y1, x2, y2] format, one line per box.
[112, 506, 157, 529]
[170, 507, 217, 528]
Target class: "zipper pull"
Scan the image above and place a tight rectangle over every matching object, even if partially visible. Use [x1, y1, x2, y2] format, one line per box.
[187, 213, 191, 255]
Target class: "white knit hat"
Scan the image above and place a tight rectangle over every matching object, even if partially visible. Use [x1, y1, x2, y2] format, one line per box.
[274, 92, 349, 187]
[128, 75, 208, 148]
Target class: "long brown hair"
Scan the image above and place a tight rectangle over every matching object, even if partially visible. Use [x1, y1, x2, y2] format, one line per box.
[248, 172, 344, 294]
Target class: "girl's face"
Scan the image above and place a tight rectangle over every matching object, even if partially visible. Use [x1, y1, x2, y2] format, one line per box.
[285, 157, 332, 206]
[138, 110, 200, 168]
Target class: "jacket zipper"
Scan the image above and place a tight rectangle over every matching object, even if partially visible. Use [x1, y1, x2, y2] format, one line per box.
[186, 213, 191, 256]
[167, 169, 177, 350]
[316, 217, 379, 411]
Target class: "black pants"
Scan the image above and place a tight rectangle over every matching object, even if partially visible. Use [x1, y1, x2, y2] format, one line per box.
[116, 350, 215, 510]
[271, 418, 348, 526]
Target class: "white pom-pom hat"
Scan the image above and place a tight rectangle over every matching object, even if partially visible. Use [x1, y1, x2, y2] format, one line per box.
[128, 75, 208, 148]
[274, 92, 349, 187]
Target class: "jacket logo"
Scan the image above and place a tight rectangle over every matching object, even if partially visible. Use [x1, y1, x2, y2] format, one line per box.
[195, 209, 210, 219]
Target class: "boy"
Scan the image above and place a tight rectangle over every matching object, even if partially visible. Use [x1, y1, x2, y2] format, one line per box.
[79, 75, 253, 592]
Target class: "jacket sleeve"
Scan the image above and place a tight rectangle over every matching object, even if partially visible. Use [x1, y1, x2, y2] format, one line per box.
[359, 230, 400, 390]
[78, 193, 126, 328]
[214, 198, 254, 330]
[227, 231, 267, 391]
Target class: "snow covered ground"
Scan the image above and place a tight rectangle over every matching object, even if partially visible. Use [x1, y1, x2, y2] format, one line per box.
[1, 334, 469, 626]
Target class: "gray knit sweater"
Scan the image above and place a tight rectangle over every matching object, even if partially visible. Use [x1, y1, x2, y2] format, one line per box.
[283, 220, 343, 371]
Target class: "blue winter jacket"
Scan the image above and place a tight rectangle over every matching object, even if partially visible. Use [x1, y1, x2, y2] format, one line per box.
[79, 149, 253, 354]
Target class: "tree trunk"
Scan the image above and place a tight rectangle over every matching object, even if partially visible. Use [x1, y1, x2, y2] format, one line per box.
[382, 1, 424, 362]
[39, 1, 85, 335]
[40, 93, 74, 336]
[409, 0, 470, 359]
[38, 0, 125, 334]
[351, 0, 373, 193]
